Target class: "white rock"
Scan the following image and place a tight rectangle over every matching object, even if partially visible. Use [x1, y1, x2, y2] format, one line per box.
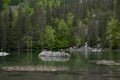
[0, 52, 10, 56]
[39, 51, 70, 57]
[38, 51, 70, 61]
[91, 48, 102, 52]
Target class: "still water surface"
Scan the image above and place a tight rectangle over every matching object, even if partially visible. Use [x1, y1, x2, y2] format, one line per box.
[0, 51, 120, 80]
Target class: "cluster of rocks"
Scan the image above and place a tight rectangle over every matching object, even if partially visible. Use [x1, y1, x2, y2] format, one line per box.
[39, 51, 70, 61]
[69, 46, 102, 53]
[39, 51, 70, 57]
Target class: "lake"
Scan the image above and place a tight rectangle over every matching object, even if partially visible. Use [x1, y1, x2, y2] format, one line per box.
[0, 51, 120, 80]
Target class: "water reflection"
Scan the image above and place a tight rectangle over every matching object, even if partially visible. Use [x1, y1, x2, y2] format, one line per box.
[0, 70, 120, 80]
[0, 51, 120, 80]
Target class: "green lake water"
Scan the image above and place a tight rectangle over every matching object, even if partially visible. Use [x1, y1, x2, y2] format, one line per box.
[0, 51, 120, 80]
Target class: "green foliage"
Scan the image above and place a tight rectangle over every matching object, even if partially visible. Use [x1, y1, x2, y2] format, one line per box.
[67, 13, 74, 27]
[44, 25, 55, 49]
[3, 0, 11, 8]
[37, 0, 47, 11]
[77, 21, 84, 46]
[0, 0, 4, 11]
[0, 0, 120, 51]
[48, 0, 54, 10]
[108, 17, 120, 48]
[22, 35, 32, 48]
[37, 0, 60, 12]
[56, 0, 61, 7]
[10, 0, 24, 5]
[56, 19, 69, 48]
[25, 5, 34, 17]
[0, 0, 11, 11]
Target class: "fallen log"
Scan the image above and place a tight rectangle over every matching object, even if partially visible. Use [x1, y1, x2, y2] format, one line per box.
[1, 66, 68, 72]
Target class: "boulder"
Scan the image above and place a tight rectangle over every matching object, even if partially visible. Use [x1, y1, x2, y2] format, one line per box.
[39, 51, 70, 61]
[39, 51, 70, 57]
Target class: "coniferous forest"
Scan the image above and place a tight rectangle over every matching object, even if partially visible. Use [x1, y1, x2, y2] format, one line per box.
[0, 0, 120, 52]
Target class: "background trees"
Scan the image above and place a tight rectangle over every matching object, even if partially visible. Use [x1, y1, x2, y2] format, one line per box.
[0, 0, 120, 52]
[108, 17, 120, 49]
[44, 25, 55, 49]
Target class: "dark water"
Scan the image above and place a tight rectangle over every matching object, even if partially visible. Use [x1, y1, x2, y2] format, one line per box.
[0, 51, 120, 80]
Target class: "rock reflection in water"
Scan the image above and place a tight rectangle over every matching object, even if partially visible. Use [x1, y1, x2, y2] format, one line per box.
[39, 51, 70, 61]
[40, 56, 70, 61]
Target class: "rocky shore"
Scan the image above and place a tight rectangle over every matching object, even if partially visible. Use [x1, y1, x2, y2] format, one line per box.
[68, 46, 102, 53]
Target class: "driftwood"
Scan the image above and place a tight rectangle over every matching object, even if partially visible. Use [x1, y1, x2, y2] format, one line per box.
[89, 60, 120, 66]
[102, 74, 120, 77]
[0, 66, 86, 76]
[1, 66, 68, 72]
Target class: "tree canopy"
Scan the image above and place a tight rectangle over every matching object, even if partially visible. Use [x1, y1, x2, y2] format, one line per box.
[0, 0, 120, 51]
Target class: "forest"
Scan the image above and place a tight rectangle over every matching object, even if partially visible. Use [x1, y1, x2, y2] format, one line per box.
[0, 0, 120, 52]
